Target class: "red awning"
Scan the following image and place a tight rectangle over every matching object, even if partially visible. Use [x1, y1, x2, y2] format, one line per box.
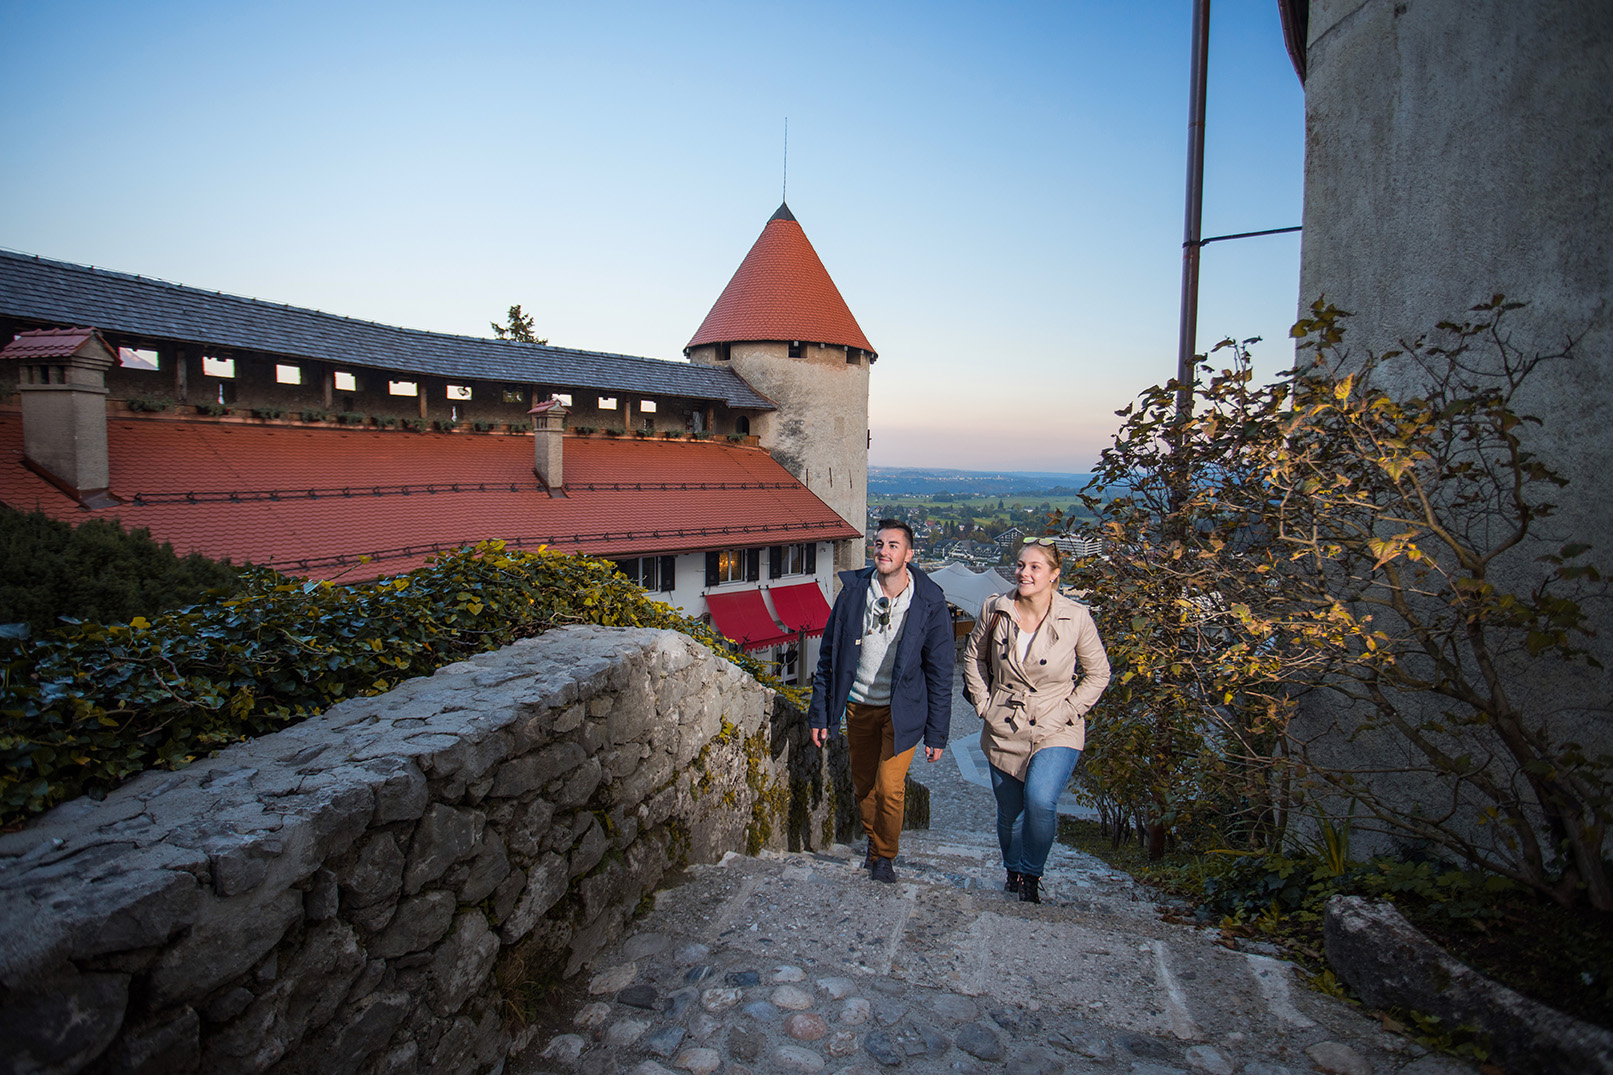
[705, 589, 791, 651]
[768, 582, 832, 639]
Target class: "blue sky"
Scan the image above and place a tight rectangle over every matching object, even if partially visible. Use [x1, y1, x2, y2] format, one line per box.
[0, 1, 1305, 472]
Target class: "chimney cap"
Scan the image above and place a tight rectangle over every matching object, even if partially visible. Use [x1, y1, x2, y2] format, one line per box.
[528, 399, 568, 416]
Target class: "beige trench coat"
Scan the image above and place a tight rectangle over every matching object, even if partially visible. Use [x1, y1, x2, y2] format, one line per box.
[962, 591, 1111, 780]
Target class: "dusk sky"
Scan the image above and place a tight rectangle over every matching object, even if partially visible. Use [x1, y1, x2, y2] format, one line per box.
[0, 1, 1305, 473]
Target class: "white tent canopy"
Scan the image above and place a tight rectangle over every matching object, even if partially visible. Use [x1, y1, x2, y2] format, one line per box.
[926, 562, 1011, 620]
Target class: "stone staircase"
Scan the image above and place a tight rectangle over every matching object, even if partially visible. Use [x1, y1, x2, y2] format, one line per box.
[506, 695, 1475, 1075]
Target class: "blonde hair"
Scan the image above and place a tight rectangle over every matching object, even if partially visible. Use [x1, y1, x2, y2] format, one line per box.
[1020, 537, 1063, 571]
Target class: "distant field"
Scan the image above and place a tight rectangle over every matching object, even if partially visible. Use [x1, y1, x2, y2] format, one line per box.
[867, 466, 1094, 498]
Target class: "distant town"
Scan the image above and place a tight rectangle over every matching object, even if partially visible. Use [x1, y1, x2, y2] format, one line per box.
[862, 467, 1103, 567]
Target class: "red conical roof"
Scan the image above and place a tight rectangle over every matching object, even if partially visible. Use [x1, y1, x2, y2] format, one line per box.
[687, 204, 875, 355]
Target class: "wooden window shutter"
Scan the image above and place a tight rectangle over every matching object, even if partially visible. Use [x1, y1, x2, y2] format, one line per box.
[769, 545, 783, 579]
[746, 548, 761, 582]
[705, 551, 719, 587]
[660, 556, 676, 592]
[805, 542, 817, 574]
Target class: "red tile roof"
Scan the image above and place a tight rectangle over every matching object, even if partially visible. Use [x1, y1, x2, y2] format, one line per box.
[686, 203, 875, 355]
[0, 327, 101, 360]
[0, 412, 860, 580]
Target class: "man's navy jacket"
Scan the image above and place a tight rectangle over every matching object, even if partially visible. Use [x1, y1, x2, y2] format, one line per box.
[807, 565, 954, 754]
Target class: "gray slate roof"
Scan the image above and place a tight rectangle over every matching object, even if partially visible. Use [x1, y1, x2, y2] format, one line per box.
[0, 250, 774, 409]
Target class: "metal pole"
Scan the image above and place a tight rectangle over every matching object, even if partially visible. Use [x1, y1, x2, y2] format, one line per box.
[1176, 0, 1211, 422]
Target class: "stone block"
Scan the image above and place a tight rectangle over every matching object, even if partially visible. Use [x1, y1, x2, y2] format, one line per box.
[304, 868, 339, 922]
[369, 760, 429, 823]
[0, 970, 129, 1074]
[148, 886, 303, 1007]
[569, 817, 609, 878]
[1325, 895, 1613, 1075]
[504, 797, 557, 861]
[403, 804, 481, 895]
[556, 757, 604, 808]
[428, 912, 499, 1017]
[492, 741, 588, 799]
[501, 853, 568, 944]
[336, 832, 404, 906]
[458, 833, 511, 904]
[97, 1005, 200, 1075]
[370, 891, 458, 958]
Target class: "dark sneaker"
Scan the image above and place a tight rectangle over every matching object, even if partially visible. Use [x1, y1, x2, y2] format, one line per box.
[1019, 875, 1041, 903]
[1004, 870, 1023, 894]
[870, 857, 897, 884]
[864, 841, 877, 870]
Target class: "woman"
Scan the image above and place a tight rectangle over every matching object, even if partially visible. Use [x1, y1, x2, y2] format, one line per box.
[963, 537, 1110, 903]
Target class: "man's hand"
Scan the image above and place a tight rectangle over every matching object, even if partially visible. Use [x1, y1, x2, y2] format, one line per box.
[924, 746, 944, 763]
[811, 728, 828, 748]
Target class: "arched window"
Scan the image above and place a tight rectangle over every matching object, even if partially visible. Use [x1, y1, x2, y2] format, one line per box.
[736, 416, 750, 435]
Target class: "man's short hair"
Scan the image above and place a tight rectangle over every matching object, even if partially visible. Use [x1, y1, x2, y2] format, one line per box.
[876, 519, 915, 548]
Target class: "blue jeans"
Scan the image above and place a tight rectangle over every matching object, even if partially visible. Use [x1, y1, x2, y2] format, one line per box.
[989, 747, 1081, 877]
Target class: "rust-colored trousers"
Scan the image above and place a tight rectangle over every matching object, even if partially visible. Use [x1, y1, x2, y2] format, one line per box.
[845, 702, 917, 859]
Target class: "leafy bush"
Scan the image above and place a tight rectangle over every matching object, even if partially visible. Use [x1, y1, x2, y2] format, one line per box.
[195, 402, 230, 417]
[250, 405, 285, 420]
[470, 419, 499, 432]
[374, 415, 399, 429]
[1067, 298, 1611, 909]
[337, 411, 368, 425]
[400, 418, 426, 433]
[125, 396, 171, 413]
[603, 428, 622, 438]
[572, 426, 596, 436]
[725, 434, 745, 443]
[0, 542, 798, 825]
[299, 409, 330, 423]
[432, 418, 459, 432]
[0, 508, 244, 636]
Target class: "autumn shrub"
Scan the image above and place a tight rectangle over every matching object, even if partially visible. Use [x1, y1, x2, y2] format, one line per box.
[0, 541, 800, 825]
[1066, 298, 1611, 909]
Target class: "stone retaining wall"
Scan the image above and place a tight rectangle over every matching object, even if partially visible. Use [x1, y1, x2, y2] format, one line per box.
[0, 625, 854, 1075]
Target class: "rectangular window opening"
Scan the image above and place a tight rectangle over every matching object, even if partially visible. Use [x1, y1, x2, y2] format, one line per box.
[203, 355, 235, 379]
[598, 396, 617, 410]
[502, 387, 524, 404]
[788, 341, 802, 358]
[334, 371, 357, 392]
[118, 347, 159, 370]
[639, 400, 656, 413]
[389, 380, 419, 397]
[446, 384, 473, 400]
[275, 364, 302, 385]
[552, 393, 572, 407]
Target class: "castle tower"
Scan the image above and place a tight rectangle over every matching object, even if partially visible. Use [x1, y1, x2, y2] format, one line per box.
[686, 203, 875, 575]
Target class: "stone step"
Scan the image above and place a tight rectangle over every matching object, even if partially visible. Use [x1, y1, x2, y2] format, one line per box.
[509, 838, 1455, 1075]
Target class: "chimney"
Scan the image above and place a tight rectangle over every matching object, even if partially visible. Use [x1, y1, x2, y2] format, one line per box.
[528, 398, 568, 493]
[1, 328, 119, 507]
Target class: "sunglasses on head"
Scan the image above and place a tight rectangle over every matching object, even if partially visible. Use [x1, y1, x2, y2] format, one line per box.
[1023, 536, 1057, 546]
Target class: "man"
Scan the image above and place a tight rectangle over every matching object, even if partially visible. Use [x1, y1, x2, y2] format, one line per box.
[809, 519, 954, 883]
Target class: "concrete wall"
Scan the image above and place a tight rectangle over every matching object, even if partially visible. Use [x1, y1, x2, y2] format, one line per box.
[689, 342, 871, 577]
[1295, 0, 1612, 847]
[0, 626, 853, 1075]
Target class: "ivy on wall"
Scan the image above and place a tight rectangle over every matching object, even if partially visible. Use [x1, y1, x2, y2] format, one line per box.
[0, 541, 801, 826]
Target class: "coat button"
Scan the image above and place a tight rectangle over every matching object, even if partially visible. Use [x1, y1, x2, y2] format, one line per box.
[1040, 659, 1047, 665]
[1029, 719, 1037, 726]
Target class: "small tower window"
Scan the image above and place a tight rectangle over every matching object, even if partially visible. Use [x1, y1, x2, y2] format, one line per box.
[736, 416, 751, 435]
[789, 341, 802, 358]
[847, 348, 861, 365]
[716, 343, 731, 362]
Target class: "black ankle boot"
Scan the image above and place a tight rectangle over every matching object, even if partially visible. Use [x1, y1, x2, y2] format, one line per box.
[1019, 875, 1041, 904]
[1004, 870, 1022, 894]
